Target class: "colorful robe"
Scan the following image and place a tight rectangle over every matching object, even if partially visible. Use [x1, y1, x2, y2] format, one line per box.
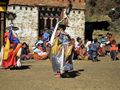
[1, 28, 21, 68]
[51, 32, 73, 74]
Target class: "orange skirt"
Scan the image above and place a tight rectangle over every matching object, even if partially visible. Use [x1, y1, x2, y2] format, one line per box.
[33, 52, 48, 60]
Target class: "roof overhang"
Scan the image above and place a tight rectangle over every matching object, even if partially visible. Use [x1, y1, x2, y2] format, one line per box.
[0, 0, 9, 12]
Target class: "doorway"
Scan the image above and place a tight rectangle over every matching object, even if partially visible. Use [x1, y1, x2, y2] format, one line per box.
[85, 22, 94, 41]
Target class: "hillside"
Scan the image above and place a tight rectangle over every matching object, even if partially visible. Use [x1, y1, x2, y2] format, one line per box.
[86, 0, 120, 21]
[85, 0, 120, 32]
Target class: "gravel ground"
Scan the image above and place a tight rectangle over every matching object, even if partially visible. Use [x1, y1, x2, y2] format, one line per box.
[0, 55, 120, 90]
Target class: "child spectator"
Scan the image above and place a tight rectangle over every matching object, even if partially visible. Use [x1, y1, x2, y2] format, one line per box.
[110, 40, 119, 61]
[75, 37, 83, 59]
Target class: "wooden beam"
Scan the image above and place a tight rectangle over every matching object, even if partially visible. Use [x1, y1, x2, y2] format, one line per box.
[0, 12, 5, 49]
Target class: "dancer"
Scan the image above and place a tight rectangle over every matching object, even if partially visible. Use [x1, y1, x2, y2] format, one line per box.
[1, 23, 22, 69]
[50, 20, 74, 78]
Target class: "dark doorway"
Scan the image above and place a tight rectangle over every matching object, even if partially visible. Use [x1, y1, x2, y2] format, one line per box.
[85, 22, 93, 41]
[85, 21, 110, 41]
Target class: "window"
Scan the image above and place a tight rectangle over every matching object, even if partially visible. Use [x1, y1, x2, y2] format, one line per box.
[45, 7, 47, 11]
[39, 7, 42, 10]
[73, 10, 75, 13]
[25, 7, 28, 10]
[50, 8, 52, 11]
[60, 8, 62, 11]
[42, 7, 45, 10]
[20, 6, 22, 10]
[31, 7, 33, 11]
[78, 10, 81, 14]
[13, 6, 15, 10]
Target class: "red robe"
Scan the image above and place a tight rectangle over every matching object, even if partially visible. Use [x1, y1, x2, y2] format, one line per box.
[2, 30, 22, 68]
[2, 44, 22, 68]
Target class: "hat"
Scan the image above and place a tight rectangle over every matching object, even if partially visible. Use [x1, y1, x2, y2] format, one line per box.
[59, 18, 69, 29]
[59, 24, 67, 28]
[35, 40, 43, 46]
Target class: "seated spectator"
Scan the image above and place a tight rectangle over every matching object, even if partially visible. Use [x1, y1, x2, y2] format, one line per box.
[98, 36, 106, 56]
[99, 36, 106, 47]
[42, 29, 51, 42]
[21, 42, 31, 60]
[75, 37, 83, 59]
[85, 40, 92, 60]
[78, 44, 86, 60]
[89, 38, 99, 62]
[33, 40, 48, 60]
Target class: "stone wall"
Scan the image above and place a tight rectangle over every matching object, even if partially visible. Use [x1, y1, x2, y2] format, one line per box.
[6, 5, 38, 48]
[64, 9, 85, 42]
[6, 5, 85, 49]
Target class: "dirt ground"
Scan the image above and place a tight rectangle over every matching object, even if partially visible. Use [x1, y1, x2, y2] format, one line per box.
[0, 54, 120, 90]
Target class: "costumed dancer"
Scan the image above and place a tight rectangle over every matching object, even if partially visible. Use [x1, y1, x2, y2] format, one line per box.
[1, 22, 22, 69]
[50, 18, 74, 78]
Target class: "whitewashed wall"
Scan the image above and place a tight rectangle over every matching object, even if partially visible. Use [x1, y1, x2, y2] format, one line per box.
[6, 5, 85, 48]
[64, 9, 85, 42]
[6, 5, 38, 48]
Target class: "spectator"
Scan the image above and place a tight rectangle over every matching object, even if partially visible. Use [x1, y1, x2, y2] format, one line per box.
[78, 44, 86, 60]
[21, 42, 31, 60]
[85, 40, 92, 60]
[98, 36, 106, 56]
[110, 40, 119, 61]
[89, 38, 99, 62]
[33, 40, 48, 60]
[75, 37, 83, 59]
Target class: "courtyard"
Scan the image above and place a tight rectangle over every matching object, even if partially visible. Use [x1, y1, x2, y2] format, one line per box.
[0, 55, 120, 90]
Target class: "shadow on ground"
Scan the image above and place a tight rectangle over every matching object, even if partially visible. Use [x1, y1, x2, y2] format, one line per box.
[61, 69, 84, 78]
[10, 65, 31, 70]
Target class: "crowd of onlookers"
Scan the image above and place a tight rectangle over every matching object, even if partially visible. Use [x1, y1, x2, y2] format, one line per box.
[75, 32, 119, 61]
[20, 30, 120, 62]
[76, 32, 120, 61]
[20, 29, 52, 61]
